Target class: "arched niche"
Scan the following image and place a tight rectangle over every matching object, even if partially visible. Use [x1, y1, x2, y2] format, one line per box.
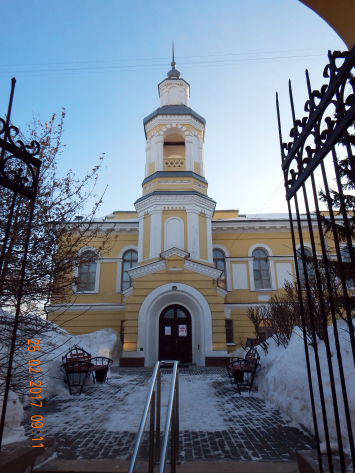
[163, 131, 185, 160]
[164, 217, 184, 251]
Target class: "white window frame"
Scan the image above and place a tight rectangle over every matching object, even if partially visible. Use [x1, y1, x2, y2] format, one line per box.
[248, 243, 276, 291]
[73, 246, 101, 294]
[116, 245, 138, 293]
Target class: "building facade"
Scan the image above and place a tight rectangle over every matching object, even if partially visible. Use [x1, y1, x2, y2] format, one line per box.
[49, 59, 319, 367]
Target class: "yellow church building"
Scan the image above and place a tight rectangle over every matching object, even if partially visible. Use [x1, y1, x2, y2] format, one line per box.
[49, 58, 319, 367]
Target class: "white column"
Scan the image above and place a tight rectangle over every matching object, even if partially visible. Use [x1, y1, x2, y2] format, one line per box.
[145, 141, 151, 177]
[156, 137, 164, 171]
[206, 214, 213, 263]
[187, 210, 200, 260]
[199, 142, 205, 177]
[150, 210, 162, 258]
[138, 215, 144, 262]
[185, 136, 193, 171]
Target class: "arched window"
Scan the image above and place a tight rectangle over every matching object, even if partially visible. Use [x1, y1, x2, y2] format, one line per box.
[77, 251, 97, 292]
[122, 250, 138, 291]
[252, 248, 271, 289]
[213, 249, 226, 289]
[296, 247, 312, 283]
[341, 247, 354, 289]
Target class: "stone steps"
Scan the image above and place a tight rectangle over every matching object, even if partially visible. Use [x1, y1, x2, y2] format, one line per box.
[34, 459, 298, 473]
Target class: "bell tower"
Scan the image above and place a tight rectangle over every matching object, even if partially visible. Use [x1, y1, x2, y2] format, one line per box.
[135, 46, 215, 265]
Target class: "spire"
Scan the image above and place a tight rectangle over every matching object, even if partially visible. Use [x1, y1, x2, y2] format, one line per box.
[167, 41, 180, 79]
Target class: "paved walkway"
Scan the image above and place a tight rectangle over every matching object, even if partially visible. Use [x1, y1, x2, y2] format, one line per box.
[23, 367, 314, 462]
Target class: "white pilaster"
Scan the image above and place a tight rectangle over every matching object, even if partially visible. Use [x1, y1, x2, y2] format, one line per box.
[156, 137, 164, 171]
[145, 141, 151, 177]
[206, 215, 213, 263]
[150, 210, 162, 258]
[138, 216, 144, 262]
[187, 210, 200, 260]
[185, 136, 193, 172]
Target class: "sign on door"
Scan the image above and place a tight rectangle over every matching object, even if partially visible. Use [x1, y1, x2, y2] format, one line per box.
[178, 325, 187, 337]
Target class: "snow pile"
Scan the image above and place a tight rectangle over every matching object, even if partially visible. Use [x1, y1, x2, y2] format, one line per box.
[254, 321, 355, 453]
[0, 320, 122, 444]
[0, 391, 26, 445]
[30, 324, 122, 401]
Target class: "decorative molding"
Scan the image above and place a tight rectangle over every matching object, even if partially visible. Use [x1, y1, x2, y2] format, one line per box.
[47, 303, 126, 313]
[194, 182, 205, 189]
[217, 286, 228, 298]
[184, 260, 222, 279]
[160, 247, 190, 259]
[158, 180, 190, 185]
[135, 193, 216, 215]
[145, 116, 204, 135]
[127, 260, 166, 279]
[123, 286, 134, 298]
[144, 182, 155, 191]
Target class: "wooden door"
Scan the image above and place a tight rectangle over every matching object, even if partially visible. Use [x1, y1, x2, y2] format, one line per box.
[159, 305, 192, 363]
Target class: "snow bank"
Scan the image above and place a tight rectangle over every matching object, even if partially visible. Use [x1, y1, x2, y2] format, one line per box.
[0, 391, 26, 445]
[30, 325, 122, 401]
[0, 320, 122, 445]
[254, 322, 355, 453]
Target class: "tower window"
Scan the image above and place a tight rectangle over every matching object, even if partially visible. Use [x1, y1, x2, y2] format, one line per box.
[122, 250, 138, 291]
[252, 248, 271, 289]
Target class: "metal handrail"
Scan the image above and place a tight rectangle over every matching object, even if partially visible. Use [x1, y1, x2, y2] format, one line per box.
[127, 361, 160, 473]
[159, 360, 179, 473]
[127, 360, 179, 473]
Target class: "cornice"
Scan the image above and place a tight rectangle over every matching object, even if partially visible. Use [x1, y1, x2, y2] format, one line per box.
[142, 171, 208, 186]
[127, 260, 166, 279]
[144, 114, 205, 135]
[134, 192, 216, 214]
[123, 286, 134, 298]
[160, 248, 190, 259]
[217, 286, 228, 298]
[184, 260, 222, 279]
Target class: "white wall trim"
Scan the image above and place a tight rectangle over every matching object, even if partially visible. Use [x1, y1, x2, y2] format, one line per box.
[247, 243, 273, 257]
[184, 260, 222, 279]
[212, 244, 230, 257]
[160, 248, 190, 259]
[127, 260, 166, 279]
[118, 245, 139, 258]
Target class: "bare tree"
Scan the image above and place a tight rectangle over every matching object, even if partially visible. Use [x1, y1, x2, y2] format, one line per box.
[0, 109, 117, 394]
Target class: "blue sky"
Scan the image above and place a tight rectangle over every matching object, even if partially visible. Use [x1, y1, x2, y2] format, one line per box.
[0, 1, 344, 217]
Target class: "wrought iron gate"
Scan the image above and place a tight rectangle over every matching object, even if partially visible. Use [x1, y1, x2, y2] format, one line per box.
[0, 79, 41, 450]
[277, 47, 355, 472]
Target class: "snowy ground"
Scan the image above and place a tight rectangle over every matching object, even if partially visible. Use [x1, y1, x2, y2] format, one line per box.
[253, 322, 355, 454]
[22, 368, 314, 462]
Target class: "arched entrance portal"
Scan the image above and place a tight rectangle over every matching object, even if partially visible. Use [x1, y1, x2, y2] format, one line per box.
[159, 304, 192, 363]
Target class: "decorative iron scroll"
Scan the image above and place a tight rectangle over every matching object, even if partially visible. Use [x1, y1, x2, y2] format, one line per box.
[0, 119, 41, 200]
[277, 48, 355, 201]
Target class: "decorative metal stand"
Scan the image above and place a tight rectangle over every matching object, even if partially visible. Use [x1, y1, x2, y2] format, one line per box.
[277, 47, 355, 473]
[0, 78, 41, 451]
